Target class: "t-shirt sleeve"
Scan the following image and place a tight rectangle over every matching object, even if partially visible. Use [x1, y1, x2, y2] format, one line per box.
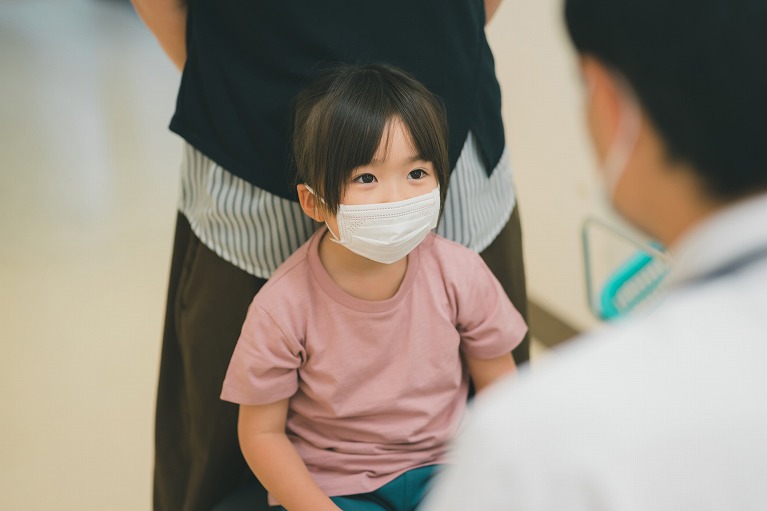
[221, 301, 305, 406]
[455, 253, 528, 359]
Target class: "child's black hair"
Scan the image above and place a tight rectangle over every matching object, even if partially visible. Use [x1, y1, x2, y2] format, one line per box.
[292, 63, 449, 214]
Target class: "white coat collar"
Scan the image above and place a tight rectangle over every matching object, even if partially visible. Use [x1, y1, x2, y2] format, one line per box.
[668, 192, 767, 286]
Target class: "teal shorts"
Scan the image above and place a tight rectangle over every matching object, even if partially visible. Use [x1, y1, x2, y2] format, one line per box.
[327, 465, 441, 511]
[212, 464, 442, 511]
[278, 465, 441, 511]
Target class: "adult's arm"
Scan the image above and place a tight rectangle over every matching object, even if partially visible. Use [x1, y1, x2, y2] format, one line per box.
[238, 400, 342, 511]
[485, 0, 503, 24]
[130, 0, 187, 71]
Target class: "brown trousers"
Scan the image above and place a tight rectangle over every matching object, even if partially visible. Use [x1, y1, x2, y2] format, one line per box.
[153, 208, 528, 511]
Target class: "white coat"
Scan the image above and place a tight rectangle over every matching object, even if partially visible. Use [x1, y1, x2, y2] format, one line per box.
[422, 193, 767, 511]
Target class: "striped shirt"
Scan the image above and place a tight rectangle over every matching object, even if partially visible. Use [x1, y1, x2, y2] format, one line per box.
[179, 132, 516, 279]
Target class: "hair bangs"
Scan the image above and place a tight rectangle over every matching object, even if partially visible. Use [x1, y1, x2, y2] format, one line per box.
[293, 64, 450, 213]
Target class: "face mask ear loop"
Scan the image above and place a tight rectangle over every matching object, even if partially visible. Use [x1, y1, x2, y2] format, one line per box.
[325, 225, 343, 244]
[304, 184, 342, 242]
[603, 83, 642, 200]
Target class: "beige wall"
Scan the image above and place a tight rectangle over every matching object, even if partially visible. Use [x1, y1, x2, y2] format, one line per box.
[488, 0, 622, 331]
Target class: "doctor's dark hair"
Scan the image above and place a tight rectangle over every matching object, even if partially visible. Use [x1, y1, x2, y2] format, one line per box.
[291, 63, 449, 214]
[565, 0, 767, 200]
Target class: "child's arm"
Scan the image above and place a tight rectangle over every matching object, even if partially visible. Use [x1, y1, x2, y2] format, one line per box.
[465, 353, 516, 394]
[238, 400, 342, 511]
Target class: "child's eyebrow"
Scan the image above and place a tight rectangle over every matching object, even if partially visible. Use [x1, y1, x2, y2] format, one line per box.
[370, 154, 425, 166]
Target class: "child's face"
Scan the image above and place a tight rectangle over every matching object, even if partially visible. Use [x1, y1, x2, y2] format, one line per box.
[323, 118, 439, 233]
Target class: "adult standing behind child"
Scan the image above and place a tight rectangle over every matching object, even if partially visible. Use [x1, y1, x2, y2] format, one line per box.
[220, 64, 527, 511]
[129, 1, 529, 510]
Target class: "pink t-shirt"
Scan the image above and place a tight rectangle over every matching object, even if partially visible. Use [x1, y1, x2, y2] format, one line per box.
[221, 227, 527, 504]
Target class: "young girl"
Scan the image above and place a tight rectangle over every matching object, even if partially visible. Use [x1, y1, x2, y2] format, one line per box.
[221, 64, 527, 511]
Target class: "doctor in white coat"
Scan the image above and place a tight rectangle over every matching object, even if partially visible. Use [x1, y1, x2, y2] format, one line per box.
[422, 0, 767, 509]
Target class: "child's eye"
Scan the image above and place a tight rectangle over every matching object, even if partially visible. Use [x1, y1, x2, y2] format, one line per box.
[353, 173, 377, 184]
[408, 169, 428, 180]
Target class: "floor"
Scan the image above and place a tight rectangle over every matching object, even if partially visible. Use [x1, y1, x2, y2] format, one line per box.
[0, 1, 546, 509]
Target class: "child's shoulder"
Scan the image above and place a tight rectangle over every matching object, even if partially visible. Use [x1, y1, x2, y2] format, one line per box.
[419, 233, 493, 287]
[424, 232, 487, 266]
[255, 233, 317, 304]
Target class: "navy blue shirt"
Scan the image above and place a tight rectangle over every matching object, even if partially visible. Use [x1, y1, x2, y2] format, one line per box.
[170, 0, 504, 200]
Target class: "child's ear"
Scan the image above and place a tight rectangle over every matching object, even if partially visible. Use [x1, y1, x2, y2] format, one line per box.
[297, 184, 325, 223]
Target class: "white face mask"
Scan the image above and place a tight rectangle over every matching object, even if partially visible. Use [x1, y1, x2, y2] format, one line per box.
[305, 185, 441, 264]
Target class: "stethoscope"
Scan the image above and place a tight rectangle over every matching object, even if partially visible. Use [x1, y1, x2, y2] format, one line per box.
[581, 216, 767, 320]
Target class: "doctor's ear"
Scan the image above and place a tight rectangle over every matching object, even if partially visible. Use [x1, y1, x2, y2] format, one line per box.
[297, 184, 326, 223]
[580, 55, 625, 158]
